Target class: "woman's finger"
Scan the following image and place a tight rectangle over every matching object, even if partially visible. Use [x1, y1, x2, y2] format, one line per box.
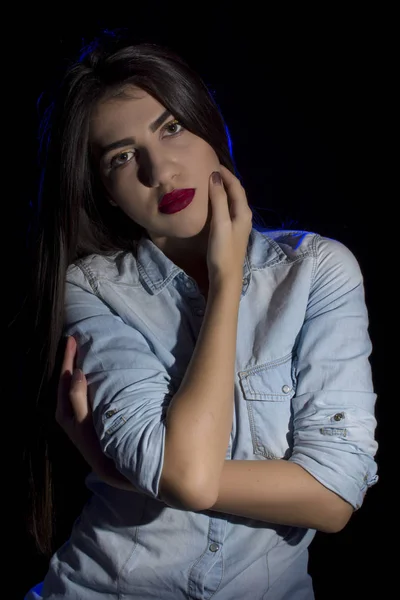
[209, 165, 250, 223]
[68, 367, 90, 423]
[56, 336, 90, 426]
[208, 168, 230, 223]
[218, 165, 250, 219]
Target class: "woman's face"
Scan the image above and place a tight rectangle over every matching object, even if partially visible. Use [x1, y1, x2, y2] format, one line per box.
[89, 86, 220, 261]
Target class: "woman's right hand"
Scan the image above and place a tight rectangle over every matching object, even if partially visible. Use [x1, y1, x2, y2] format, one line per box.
[55, 336, 137, 492]
[207, 165, 253, 286]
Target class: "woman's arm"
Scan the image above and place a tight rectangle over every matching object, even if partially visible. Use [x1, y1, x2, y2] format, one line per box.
[160, 279, 242, 509]
[84, 451, 353, 533]
[56, 345, 352, 532]
[209, 459, 353, 533]
[59, 275, 242, 509]
[208, 237, 376, 534]
[56, 336, 143, 494]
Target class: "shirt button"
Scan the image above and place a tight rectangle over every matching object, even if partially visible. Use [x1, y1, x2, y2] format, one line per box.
[209, 543, 220, 552]
[282, 385, 292, 394]
[333, 412, 344, 421]
[105, 409, 117, 418]
[185, 281, 194, 289]
[195, 308, 204, 317]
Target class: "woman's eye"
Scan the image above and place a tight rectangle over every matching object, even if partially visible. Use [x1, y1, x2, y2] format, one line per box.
[163, 120, 184, 136]
[110, 150, 135, 168]
[108, 122, 183, 169]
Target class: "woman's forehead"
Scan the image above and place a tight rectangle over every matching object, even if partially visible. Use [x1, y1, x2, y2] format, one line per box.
[90, 89, 167, 144]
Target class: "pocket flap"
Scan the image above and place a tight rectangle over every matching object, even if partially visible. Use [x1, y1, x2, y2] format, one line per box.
[238, 353, 296, 402]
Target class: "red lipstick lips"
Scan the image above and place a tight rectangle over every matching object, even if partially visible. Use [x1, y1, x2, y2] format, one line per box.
[158, 188, 195, 214]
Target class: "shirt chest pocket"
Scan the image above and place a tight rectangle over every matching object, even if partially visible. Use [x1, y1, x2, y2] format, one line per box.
[238, 353, 297, 459]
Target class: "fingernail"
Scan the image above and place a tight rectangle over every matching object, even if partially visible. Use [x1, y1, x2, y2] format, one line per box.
[212, 171, 222, 185]
[72, 369, 83, 382]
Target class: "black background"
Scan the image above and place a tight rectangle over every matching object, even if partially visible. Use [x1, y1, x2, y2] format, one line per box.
[8, 5, 391, 599]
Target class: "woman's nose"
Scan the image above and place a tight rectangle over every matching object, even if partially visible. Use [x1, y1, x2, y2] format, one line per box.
[137, 147, 179, 188]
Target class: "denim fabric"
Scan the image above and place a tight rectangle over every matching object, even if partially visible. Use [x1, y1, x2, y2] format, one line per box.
[29, 228, 378, 599]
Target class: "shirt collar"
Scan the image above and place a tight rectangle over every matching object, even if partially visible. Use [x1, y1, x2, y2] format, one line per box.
[136, 227, 285, 296]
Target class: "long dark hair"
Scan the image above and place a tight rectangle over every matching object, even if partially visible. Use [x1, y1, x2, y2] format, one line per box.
[16, 32, 264, 557]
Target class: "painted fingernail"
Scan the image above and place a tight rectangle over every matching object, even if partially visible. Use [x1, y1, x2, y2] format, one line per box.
[72, 369, 83, 382]
[212, 171, 222, 185]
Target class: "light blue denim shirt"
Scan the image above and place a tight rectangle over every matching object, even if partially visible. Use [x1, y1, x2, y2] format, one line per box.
[30, 227, 378, 600]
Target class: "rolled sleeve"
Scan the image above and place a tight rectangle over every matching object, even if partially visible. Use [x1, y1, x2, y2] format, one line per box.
[289, 235, 378, 510]
[64, 264, 171, 501]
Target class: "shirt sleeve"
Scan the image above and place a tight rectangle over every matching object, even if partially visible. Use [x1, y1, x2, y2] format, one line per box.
[64, 263, 172, 501]
[288, 235, 378, 510]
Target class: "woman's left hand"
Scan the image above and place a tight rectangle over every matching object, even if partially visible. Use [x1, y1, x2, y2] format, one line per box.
[55, 335, 136, 491]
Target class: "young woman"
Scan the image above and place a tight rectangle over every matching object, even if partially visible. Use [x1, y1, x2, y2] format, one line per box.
[23, 32, 378, 600]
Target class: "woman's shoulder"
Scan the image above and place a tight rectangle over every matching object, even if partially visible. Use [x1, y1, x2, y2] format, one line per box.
[66, 250, 139, 285]
[257, 226, 317, 248]
[252, 226, 319, 264]
[252, 227, 363, 285]
[254, 226, 359, 266]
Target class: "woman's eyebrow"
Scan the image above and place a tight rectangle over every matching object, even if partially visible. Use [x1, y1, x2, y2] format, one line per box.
[98, 110, 172, 160]
[149, 109, 172, 132]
